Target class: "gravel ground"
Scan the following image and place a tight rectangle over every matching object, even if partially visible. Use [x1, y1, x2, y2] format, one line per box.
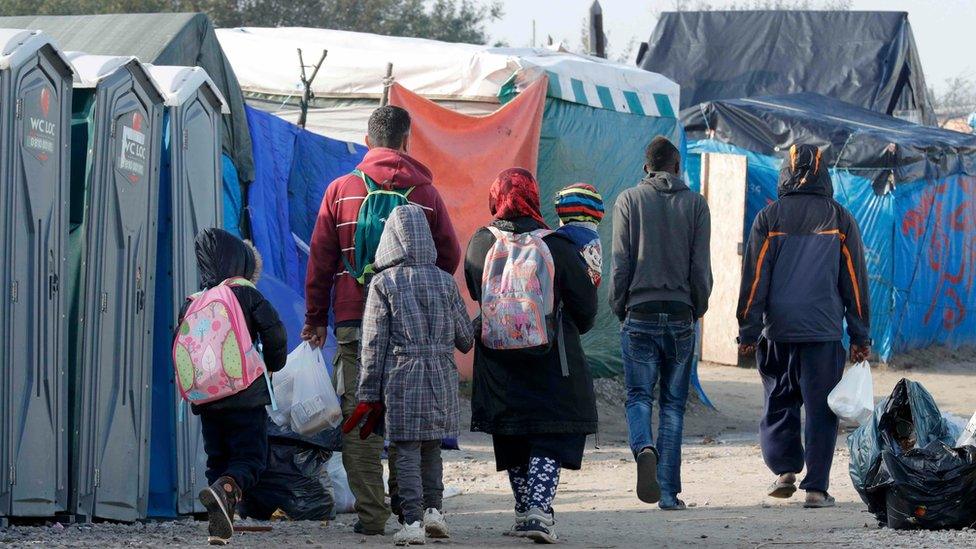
[3, 362, 974, 548]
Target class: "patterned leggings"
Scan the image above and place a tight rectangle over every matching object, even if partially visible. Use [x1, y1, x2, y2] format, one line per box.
[507, 457, 560, 513]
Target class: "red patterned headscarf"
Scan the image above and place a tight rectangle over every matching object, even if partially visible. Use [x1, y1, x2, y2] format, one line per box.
[488, 168, 548, 227]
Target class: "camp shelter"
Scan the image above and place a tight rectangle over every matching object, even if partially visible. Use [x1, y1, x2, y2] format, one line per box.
[218, 27, 683, 376]
[639, 11, 935, 125]
[0, 12, 252, 233]
[0, 29, 73, 519]
[67, 52, 164, 522]
[682, 93, 976, 361]
[144, 65, 228, 517]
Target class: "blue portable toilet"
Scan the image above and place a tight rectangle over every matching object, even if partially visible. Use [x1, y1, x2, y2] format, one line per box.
[0, 28, 73, 520]
[144, 64, 228, 518]
[66, 52, 164, 522]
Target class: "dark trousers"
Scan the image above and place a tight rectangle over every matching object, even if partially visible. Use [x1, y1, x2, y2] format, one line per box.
[200, 407, 269, 492]
[757, 339, 845, 492]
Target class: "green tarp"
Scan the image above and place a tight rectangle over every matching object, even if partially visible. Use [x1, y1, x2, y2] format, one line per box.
[537, 97, 683, 376]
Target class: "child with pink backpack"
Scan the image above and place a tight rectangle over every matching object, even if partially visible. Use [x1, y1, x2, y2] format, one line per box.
[172, 228, 287, 545]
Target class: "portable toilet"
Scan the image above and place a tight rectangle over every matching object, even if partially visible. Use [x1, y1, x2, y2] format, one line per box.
[0, 29, 73, 520]
[66, 52, 164, 522]
[143, 64, 228, 518]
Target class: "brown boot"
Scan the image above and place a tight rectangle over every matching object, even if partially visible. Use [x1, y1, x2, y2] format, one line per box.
[199, 476, 241, 545]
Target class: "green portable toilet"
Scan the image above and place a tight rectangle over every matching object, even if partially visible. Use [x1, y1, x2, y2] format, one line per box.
[0, 29, 73, 520]
[144, 64, 228, 517]
[66, 52, 164, 522]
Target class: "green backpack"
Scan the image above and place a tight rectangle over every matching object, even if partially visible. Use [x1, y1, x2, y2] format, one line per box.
[342, 169, 415, 284]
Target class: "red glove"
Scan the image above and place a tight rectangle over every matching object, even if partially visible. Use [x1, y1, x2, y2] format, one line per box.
[341, 401, 384, 440]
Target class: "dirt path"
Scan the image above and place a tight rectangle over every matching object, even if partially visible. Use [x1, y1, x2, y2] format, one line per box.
[2, 362, 974, 548]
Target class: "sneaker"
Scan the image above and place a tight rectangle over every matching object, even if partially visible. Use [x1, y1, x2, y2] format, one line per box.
[636, 447, 661, 504]
[393, 521, 426, 546]
[198, 476, 240, 546]
[803, 491, 836, 508]
[767, 473, 797, 499]
[423, 508, 449, 539]
[521, 507, 557, 544]
[354, 520, 386, 536]
[502, 510, 527, 537]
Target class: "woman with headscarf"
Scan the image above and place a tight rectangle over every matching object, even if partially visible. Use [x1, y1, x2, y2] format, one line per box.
[464, 168, 598, 544]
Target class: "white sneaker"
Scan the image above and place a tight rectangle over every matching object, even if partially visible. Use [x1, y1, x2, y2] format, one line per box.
[423, 508, 449, 539]
[393, 521, 425, 546]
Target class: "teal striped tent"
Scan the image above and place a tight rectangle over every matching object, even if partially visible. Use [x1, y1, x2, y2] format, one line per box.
[218, 28, 684, 376]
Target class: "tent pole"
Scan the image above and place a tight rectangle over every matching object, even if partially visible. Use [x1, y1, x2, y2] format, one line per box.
[380, 62, 394, 107]
[297, 48, 328, 129]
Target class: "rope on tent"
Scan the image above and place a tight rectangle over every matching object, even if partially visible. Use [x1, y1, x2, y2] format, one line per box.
[380, 62, 394, 107]
[297, 48, 328, 128]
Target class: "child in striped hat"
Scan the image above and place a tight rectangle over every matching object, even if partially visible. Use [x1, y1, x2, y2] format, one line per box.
[554, 183, 604, 287]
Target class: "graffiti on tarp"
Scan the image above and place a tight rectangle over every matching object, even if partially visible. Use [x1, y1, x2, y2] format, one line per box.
[900, 177, 976, 330]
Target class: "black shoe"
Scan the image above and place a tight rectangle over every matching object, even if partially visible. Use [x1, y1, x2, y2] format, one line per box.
[353, 520, 386, 536]
[636, 447, 661, 504]
[199, 476, 240, 545]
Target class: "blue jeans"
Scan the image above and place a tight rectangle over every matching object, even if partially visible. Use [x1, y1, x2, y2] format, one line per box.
[621, 315, 695, 497]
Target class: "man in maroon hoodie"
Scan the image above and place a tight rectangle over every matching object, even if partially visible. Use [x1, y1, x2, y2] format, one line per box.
[302, 106, 461, 534]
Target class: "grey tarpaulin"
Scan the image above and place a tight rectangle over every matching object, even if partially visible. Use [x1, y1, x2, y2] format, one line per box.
[639, 11, 935, 125]
[0, 12, 253, 183]
[682, 93, 976, 189]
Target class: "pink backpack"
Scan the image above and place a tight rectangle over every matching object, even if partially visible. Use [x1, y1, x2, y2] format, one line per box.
[172, 277, 268, 404]
[480, 227, 557, 351]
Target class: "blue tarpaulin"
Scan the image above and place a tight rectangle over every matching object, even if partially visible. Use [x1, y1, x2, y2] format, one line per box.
[246, 105, 366, 297]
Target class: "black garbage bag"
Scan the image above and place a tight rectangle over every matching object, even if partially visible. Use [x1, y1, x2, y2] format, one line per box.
[238, 442, 336, 521]
[882, 443, 976, 530]
[268, 419, 342, 452]
[848, 378, 967, 526]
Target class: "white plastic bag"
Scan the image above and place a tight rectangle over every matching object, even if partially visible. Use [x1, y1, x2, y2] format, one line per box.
[267, 345, 300, 427]
[828, 361, 874, 425]
[326, 452, 356, 514]
[956, 411, 976, 448]
[287, 342, 342, 436]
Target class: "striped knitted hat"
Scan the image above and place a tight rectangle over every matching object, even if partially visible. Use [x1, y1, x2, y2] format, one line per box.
[555, 183, 605, 224]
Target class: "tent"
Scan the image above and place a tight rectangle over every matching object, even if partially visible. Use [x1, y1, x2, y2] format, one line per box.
[639, 11, 935, 125]
[0, 12, 253, 233]
[682, 93, 976, 360]
[218, 27, 684, 377]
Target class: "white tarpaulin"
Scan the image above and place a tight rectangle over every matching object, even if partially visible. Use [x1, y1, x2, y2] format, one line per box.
[216, 27, 679, 117]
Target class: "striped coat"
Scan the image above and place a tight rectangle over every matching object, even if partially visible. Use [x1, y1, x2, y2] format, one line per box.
[357, 205, 474, 441]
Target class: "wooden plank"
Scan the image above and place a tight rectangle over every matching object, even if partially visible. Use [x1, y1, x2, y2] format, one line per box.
[700, 153, 748, 366]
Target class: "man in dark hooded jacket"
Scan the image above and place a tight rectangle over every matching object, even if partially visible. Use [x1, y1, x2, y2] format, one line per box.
[737, 144, 871, 508]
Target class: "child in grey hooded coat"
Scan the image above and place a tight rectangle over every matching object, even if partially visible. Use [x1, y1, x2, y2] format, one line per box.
[355, 204, 474, 544]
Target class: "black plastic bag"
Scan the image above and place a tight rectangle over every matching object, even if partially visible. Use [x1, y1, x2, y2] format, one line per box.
[883, 443, 976, 530]
[848, 378, 970, 527]
[238, 443, 336, 521]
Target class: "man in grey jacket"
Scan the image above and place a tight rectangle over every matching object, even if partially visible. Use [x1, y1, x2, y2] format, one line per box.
[609, 136, 712, 510]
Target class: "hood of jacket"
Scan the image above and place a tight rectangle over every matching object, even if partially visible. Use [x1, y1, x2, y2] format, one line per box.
[373, 204, 437, 270]
[640, 171, 689, 193]
[777, 144, 834, 198]
[358, 147, 433, 189]
[195, 228, 262, 288]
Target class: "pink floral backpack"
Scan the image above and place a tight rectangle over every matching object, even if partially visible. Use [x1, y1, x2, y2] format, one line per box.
[172, 277, 268, 404]
[480, 227, 557, 352]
